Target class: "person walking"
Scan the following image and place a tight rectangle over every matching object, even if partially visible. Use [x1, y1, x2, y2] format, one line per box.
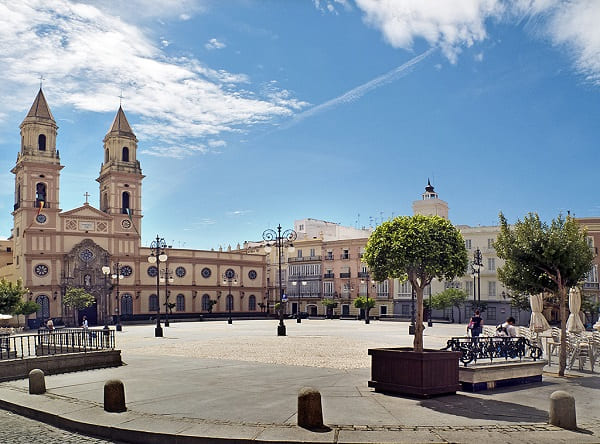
[468, 310, 483, 337]
[81, 316, 88, 330]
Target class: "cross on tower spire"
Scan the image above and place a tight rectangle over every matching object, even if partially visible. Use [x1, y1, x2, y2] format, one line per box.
[39, 75, 45, 89]
[84, 192, 90, 204]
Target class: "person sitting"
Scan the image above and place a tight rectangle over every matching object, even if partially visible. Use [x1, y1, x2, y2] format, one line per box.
[496, 316, 518, 337]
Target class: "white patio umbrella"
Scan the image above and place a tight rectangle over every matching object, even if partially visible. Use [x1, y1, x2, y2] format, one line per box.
[0, 314, 13, 320]
[529, 294, 550, 332]
[566, 287, 585, 333]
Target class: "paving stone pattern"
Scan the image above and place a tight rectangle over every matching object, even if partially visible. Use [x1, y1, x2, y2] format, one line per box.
[0, 409, 112, 443]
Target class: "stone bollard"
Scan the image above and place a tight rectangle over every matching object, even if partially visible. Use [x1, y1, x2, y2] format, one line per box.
[104, 380, 126, 413]
[297, 387, 324, 430]
[549, 390, 577, 430]
[28, 369, 46, 395]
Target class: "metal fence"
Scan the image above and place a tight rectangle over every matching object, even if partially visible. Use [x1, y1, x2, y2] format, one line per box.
[442, 336, 543, 367]
[0, 328, 115, 360]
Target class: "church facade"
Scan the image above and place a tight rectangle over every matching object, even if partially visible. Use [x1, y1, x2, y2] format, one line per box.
[3, 90, 267, 327]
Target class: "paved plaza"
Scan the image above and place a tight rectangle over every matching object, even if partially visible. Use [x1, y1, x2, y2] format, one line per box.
[0, 319, 599, 443]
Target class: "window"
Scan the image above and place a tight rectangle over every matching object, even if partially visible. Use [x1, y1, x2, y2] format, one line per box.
[380, 305, 387, 316]
[444, 281, 461, 289]
[226, 295, 234, 311]
[105, 149, 109, 163]
[38, 134, 46, 151]
[325, 250, 333, 260]
[35, 295, 50, 319]
[103, 193, 108, 212]
[149, 294, 158, 311]
[465, 281, 473, 297]
[323, 281, 334, 296]
[202, 294, 211, 311]
[586, 265, 598, 283]
[488, 281, 496, 297]
[376, 280, 388, 297]
[35, 183, 46, 208]
[401, 304, 410, 315]
[342, 282, 351, 295]
[488, 238, 495, 249]
[309, 248, 315, 257]
[298, 224, 304, 231]
[121, 191, 130, 214]
[398, 280, 412, 298]
[176, 294, 185, 311]
[465, 239, 472, 249]
[487, 258, 496, 271]
[342, 249, 349, 259]
[248, 295, 256, 311]
[297, 249, 302, 258]
[121, 294, 133, 315]
[341, 305, 350, 316]
[487, 307, 497, 320]
[122, 146, 129, 162]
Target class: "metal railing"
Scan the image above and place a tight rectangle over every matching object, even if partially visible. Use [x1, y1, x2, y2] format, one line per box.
[441, 336, 543, 367]
[323, 273, 335, 279]
[288, 256, 322, 263]
[0, 329, 115, 361]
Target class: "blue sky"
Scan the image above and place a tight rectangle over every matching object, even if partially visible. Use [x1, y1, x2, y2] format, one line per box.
[0, 0, 599, 249]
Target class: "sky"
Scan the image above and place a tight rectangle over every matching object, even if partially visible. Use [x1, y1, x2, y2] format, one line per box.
[0, 0, 599, 250]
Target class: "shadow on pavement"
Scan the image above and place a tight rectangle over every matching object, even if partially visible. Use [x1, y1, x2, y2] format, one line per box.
[420, 394, 548, 422]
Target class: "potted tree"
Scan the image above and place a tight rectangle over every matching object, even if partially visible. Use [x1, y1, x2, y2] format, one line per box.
[363, 215, 468, 397]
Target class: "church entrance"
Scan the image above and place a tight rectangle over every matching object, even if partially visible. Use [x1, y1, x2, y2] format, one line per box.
[78, 301, 98, 326]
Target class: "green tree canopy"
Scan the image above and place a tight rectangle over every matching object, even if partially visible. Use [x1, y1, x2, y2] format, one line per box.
[63, 287, 95, 325]
[495, 212, 594, 376]
[0, 278, 28, 315]
[12, 300, 40, 328]
[363, 215, 468, 351]
[431, 288, 469, 323]
[321, 298, 338, 308]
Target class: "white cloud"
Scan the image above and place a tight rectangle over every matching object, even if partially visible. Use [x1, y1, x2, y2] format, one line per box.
[313, 0, 351, 14]
[0, 1, 306, 157]
[474, 52, 484, 61]
[545, 0, 600, 85]
[227, 210, 252, 217]
[205, 38, 226, 50]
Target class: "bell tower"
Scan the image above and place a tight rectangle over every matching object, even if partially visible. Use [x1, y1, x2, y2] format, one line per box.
[96, 106, 144, 235]
[12, 89, 64, 269]
[412, 180, 449, 220]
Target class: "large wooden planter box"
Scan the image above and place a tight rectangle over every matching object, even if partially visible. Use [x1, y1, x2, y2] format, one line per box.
[368, 347, 461, 397]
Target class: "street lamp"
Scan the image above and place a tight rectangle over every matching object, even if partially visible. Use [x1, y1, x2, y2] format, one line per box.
[292, 280, 307, 323]
[148, 235, 168, 337]
[109, 262, 124, 331]
[360, 274, 373, 324]
[101, 262, 111, 330]
[160, 265, 174, 327]
[222, 269, 238, 324]
[263, 224, 297, 337]
[472, 247, 483, 308]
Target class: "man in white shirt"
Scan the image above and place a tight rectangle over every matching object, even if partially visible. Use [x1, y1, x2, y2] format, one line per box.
[496, 317, 518, 337]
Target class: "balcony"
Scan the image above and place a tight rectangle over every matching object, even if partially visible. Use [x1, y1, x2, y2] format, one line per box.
[323, 273, 335, 279]
[340, 254, 350, 260]
[339, 272, 351, 278]
[583, 282, 599, 289]
[323, 292, 335, 298]
[288, 256, 322, 263]
[324, 255, 334, 261]
[357, 271, 369, 278]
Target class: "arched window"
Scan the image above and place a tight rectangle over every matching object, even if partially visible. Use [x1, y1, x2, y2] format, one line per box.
[176, 294, 185, 311]
[15, 184, 21, 209]
[226, 294, 234, 311]
[121, 191, 130, 214]
[104, 148, 109, 164]
[38, 134, 46, 151]
[248, 295, 256, 311]
[35, 295, 50, 320]
[35, 183, 46, 208]
[122, 146, 129, 162]
[121, 293, 133, 316]
[201, 294, 211, 311]
[103, 193, 109, 212]
[149, 294, 158, 312]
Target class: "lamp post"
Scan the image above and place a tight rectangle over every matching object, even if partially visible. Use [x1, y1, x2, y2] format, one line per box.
[222, 269, 237, 324]
[160, 265, 174, 327]
[148, 235, 168, 337]
[101, 262, 111, 330]
[292, 280, 307, 323]
[360, 273, 372, 324]
[108, 262, 124, 331]
[472, 247, 483, 308]
[263, 224, 297, 337]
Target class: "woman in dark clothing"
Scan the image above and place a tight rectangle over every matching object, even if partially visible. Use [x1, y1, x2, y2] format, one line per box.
[468, 310, 483, 337]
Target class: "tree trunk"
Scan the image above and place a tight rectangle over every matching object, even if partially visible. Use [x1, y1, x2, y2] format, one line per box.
[558, 285, 568, 377]
[413, 286, 424, 352]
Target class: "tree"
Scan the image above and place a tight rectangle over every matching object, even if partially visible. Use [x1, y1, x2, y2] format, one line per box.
[321, 298, 338, 318]
[0, 278, 28, 315]
[495, 212, 594, 376]
[353, 296, 375, 319]
[431, 288, 469, 323]
[363, 215, 468, 352]
[63, 287, 95, 325]
[12, 301, 40, 328]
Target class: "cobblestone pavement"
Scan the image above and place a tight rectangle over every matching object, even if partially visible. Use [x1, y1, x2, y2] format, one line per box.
[0, 409, 114, 443]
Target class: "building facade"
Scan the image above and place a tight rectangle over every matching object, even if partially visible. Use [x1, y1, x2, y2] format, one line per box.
[2, 90, 266, 327]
